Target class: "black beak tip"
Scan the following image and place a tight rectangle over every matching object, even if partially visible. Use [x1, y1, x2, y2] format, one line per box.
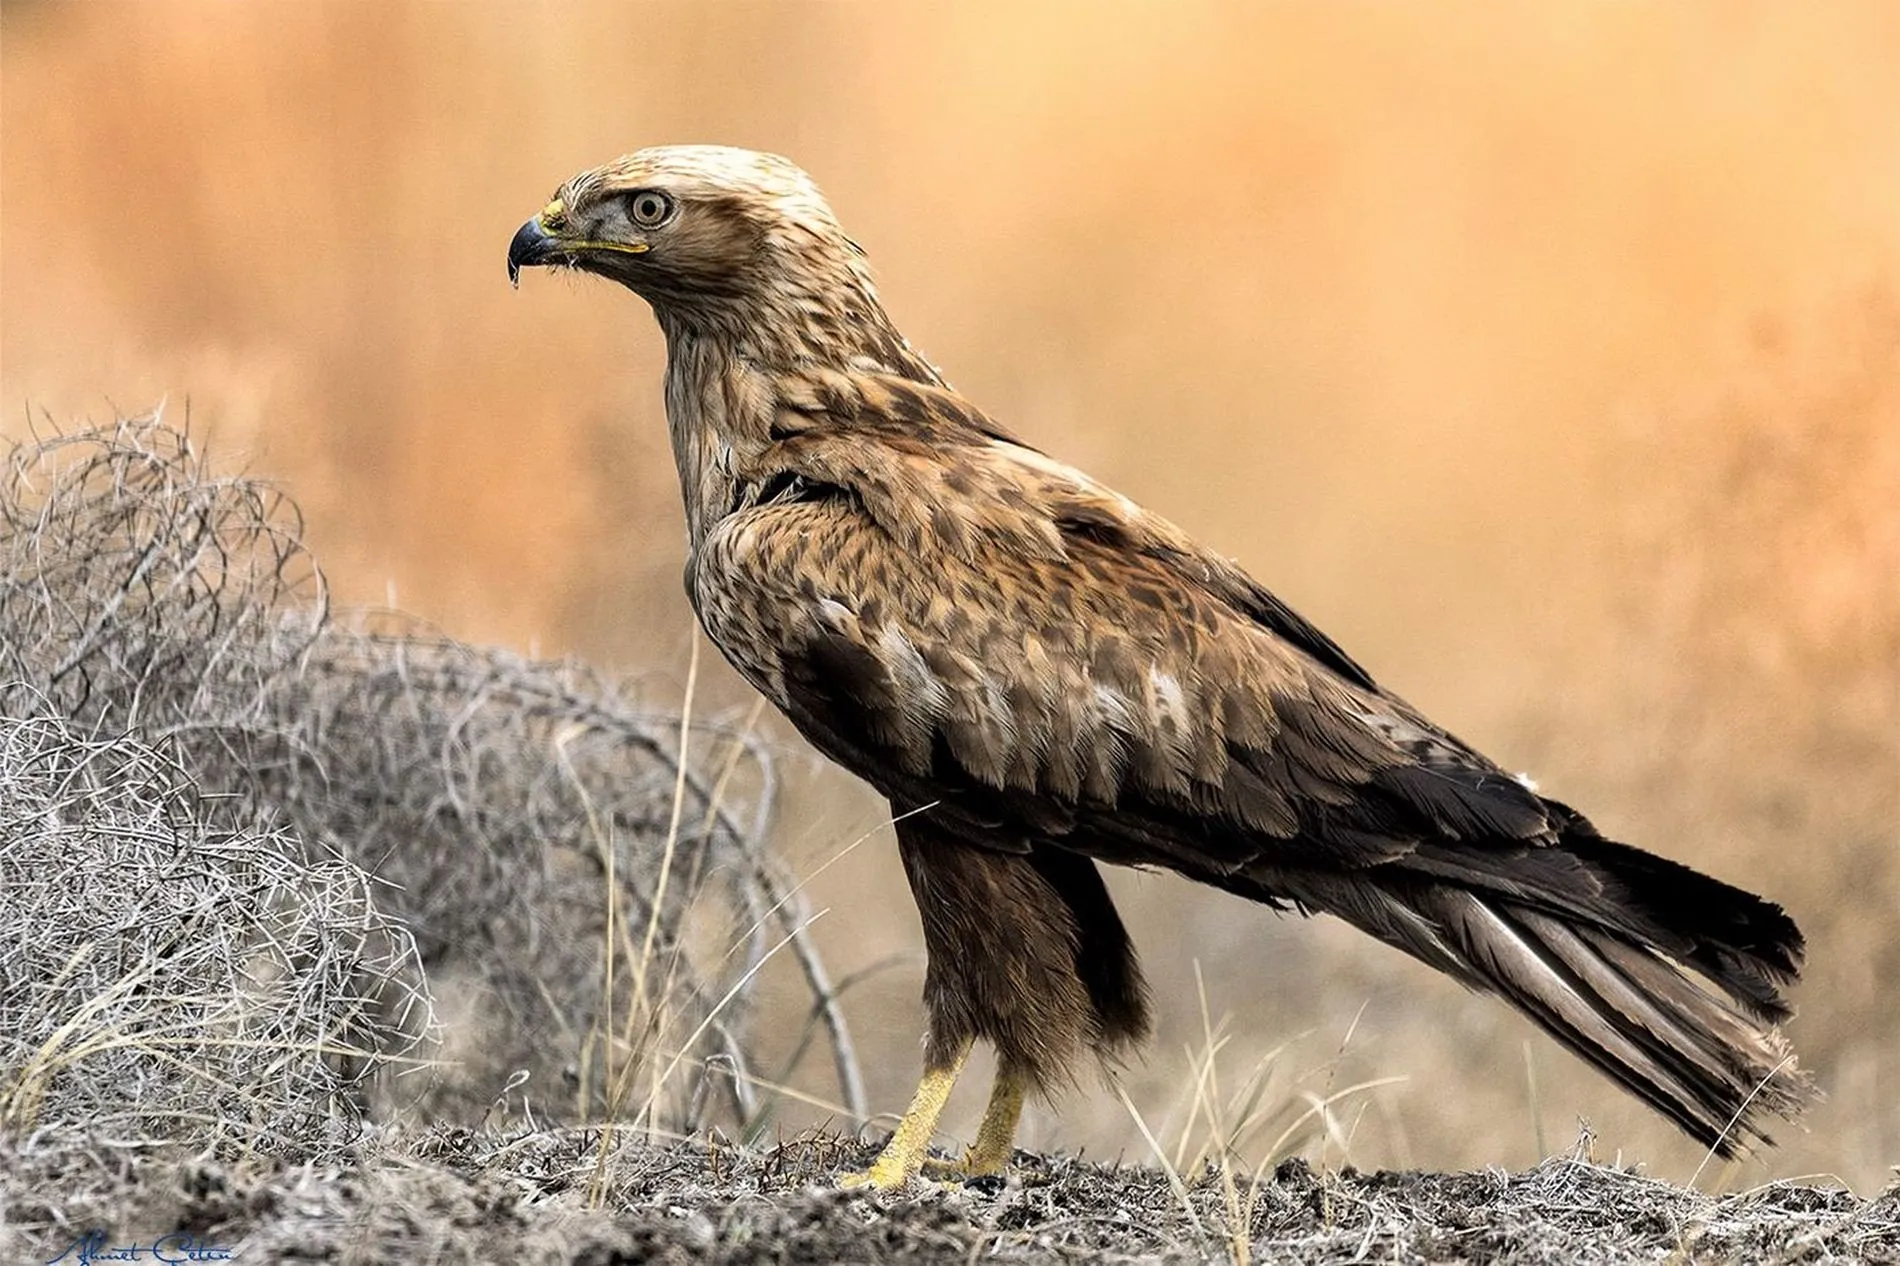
[507, 218, 553, 289]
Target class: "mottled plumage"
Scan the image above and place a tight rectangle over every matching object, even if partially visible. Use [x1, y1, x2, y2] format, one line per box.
[508, 146, 1811, 1186]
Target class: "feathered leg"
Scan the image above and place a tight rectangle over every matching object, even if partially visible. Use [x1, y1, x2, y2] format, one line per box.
[842, 816, 1147, 1188]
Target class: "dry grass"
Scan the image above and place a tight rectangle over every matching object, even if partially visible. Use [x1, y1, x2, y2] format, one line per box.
[1, 419, 425, 1159]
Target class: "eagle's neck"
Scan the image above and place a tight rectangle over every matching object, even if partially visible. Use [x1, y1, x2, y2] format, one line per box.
[655, 293, 941, 550]
[660, 331, 759, 552]
[654, 267, 940, 382]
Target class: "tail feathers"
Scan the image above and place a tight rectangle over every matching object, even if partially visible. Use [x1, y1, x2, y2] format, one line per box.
[1562, 830, 1804, 1020]
[1405, 842, 1804, 1028]
[1286, 871, 1814, 1156]
[1444, 893, 1810, 1153]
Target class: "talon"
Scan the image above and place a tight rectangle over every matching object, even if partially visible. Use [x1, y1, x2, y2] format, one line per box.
[963, 1170, 1010, 1196]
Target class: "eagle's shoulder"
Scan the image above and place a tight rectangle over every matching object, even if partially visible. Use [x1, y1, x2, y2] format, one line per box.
[736, 368, 1066, 563]
[692, 366, 1565, 878]
[750, 366, 1382, 694]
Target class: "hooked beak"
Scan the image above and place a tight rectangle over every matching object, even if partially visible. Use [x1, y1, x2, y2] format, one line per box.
[507, 203, 653, 288]
[507, 218, 562, 288]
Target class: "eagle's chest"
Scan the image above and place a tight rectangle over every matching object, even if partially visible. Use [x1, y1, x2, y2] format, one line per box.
[686, 500, 878, 708]
[683, 541, 785, 706]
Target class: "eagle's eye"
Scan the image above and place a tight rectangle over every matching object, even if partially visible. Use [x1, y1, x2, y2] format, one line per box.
[626, 190, 674, 230]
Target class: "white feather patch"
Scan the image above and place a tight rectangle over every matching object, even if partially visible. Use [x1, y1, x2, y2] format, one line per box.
[876, 622, 949, 718]
[1147, 665, 1188, 734]
[816, 598, 854, 630]
[1090, 683, 1135, 733]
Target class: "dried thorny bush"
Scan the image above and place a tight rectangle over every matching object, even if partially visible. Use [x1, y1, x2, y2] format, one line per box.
[258, 626, 862, 1134]
[0, 696, 426, 1158]
[0, 416, 324, 739]
[0, 416, 862, 1163]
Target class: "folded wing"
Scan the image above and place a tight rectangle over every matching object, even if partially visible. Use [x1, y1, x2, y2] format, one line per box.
[690, 369, 1810, 1152]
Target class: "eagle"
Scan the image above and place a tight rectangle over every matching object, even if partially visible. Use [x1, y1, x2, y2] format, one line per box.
[507, 145, 1811, 1189]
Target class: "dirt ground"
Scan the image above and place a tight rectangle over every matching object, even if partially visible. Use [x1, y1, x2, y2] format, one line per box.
[8, 1129, 1897, 1266]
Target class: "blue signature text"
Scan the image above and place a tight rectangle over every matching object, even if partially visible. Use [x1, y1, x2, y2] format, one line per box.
[47, 1230, 234, 1265]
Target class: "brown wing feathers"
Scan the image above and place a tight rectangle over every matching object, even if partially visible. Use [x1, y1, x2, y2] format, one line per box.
[734, 373, 1810, 1154]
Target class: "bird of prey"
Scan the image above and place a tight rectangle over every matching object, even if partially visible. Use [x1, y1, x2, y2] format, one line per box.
[508, 145, 1811, 1189]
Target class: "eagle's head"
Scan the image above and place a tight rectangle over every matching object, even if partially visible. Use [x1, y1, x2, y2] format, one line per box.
[508, 145, 876, 331]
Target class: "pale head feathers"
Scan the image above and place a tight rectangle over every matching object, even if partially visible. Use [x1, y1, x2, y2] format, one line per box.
[543, 145, 932, 373]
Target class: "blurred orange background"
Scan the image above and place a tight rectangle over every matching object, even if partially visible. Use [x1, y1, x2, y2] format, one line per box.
[4, 1, 1896, 1190]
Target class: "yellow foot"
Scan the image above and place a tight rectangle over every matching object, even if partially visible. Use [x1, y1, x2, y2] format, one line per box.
[909, 1064, 1030, 1184]
[958, 1145, 1012, 1178]
[837, 1048, 970, 1192]
[964, 1064, 1027, 1176]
